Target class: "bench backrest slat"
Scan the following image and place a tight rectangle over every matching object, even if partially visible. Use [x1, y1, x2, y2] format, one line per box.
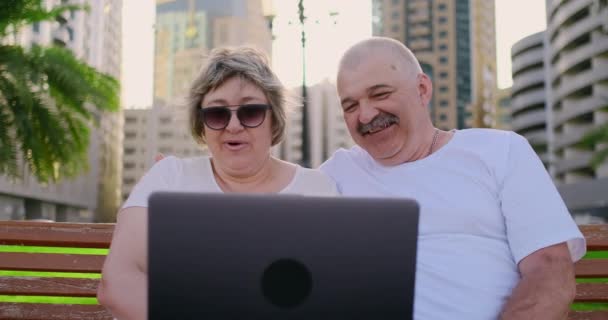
[574, 283, 608, 303]
[579, 225, 608, 250]
[574, 259, 608, 278]
[0, 252, 106, 273]
[0, 303, 111, 320]
[0, 277, 99, 297]
[568, 310, 608, 320]
[0, 221, 113, 248]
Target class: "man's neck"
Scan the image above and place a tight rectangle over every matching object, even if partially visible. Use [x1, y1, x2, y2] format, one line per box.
[373, 128, 453, 167]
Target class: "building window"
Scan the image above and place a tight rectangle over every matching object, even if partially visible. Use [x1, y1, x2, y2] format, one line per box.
[439, 72, 448, 78]
[439, 30, 447, 38]
[439, 114, 448, 121]
[438, 16, 447, 24]
[439, 86, 448, 93]
[124, 147, 136, 155]
[123, 177, 136, 185]
[125, 117, 137, 124]
[438, 3, 447, 11]
[440, 56, 448, 64]
[392, 0, 400, 5]
[391, 24, 399, 33]
[159, 147, 172, 154]
[124, 162, 136, 169]
[392, 11, 400, 20]
[439, 44, 448, 51]
[33, 22, 40, 33]
[67, 26, 74, 41]
[159, 132, 173, 139]
[440, 100, 449, 107]
[125, 132, 136, 139]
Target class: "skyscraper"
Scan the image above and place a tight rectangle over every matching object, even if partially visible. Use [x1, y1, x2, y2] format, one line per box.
[508, 0, 608, 221]
[493, 87, 512, 130]
[372, 0, 497, 129]
[511, 31, 548, 167]
[153, 0, 272, 105]
[545, 0, 608, 218]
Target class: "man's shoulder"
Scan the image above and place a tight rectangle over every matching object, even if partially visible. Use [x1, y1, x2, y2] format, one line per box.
[320, 146, 366, 171]
[291, 167, 339, 195]
[456, 128, 514, 143]
[455, 129, 530, 152]
[297, 166, 334, 182]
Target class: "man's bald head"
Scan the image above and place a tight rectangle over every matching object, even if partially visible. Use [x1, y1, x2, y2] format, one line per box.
[338, 37, 423, 81]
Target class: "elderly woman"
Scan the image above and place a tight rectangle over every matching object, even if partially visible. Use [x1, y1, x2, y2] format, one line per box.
[97, 47, 338, 319]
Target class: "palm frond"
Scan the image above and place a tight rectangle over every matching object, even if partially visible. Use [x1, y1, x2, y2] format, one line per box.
[591, 147, 608, 169]
[3, 67, 88, 182]
[578, 123, 608, 149]
[38, 46, 119, 113]
[0, 43, 118, 183]
[0, 78, 18, 177]
[577, 122, 608, 169]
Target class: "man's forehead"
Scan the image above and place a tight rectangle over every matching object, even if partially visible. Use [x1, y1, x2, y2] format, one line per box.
[338, 55, 399, 90]
[340, 47, 398, 71]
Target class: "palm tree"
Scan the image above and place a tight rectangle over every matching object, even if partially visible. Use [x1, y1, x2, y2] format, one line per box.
[0, 0, 119, 183]
[579, 96, 608, 168]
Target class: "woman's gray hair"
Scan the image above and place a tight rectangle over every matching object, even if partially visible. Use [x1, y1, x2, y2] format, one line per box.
[188, 46, 288, 146]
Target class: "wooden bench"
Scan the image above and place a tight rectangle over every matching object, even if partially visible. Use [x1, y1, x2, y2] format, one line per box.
[0, 221, 607, 320]
[0, 221, 114, 320]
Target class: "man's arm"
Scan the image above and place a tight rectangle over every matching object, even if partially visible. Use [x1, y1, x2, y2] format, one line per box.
[97, 207, 148, 320]
[500, 242, 576, 320]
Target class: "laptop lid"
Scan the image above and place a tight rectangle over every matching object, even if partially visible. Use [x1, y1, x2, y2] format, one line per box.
[148, 192, 419, 320]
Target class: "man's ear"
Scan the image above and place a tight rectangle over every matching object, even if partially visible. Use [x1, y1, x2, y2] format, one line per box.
[417, 73, 433, 107]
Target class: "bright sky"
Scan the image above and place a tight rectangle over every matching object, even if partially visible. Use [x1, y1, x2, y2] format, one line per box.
[270, 0, 372, 88]
[121, 0, 546, 108]
[494, 0, 546, 89]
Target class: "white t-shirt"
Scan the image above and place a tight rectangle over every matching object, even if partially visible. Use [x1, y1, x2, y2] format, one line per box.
[320, 128, 586, 320]
[123, 156, 339, 208]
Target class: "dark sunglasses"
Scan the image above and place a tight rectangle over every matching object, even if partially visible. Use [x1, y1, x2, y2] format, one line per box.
[199, 104, 271, 130]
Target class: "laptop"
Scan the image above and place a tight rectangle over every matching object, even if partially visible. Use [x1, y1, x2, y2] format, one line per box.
[148, 192, 419, 320]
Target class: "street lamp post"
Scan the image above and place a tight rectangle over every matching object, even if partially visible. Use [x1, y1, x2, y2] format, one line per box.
[298, 0, 310, 168]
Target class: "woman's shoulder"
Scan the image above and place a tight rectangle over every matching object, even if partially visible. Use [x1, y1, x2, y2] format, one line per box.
[148, 155, 213, 184]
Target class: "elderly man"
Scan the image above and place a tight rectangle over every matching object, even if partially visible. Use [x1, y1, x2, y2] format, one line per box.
[319, 37, 585, 319]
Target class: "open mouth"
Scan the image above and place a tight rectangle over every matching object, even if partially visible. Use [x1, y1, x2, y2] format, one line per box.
[224, 141, 247, 149]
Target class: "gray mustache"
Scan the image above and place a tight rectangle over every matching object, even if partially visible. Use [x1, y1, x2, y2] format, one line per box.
[358, 114, 399, 135]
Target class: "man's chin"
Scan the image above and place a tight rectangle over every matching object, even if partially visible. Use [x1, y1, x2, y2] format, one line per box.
[361, 143, 399, 162]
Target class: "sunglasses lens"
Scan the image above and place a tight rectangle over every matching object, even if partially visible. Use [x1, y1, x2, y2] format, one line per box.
[237, 104, 268, 128]
[203, 107, 231, 129]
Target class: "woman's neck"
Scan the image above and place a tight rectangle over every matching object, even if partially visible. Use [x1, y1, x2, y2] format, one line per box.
[211, 156, 279, 193]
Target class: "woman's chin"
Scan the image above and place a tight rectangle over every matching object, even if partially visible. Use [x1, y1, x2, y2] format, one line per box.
[219, 155, 259, 172]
